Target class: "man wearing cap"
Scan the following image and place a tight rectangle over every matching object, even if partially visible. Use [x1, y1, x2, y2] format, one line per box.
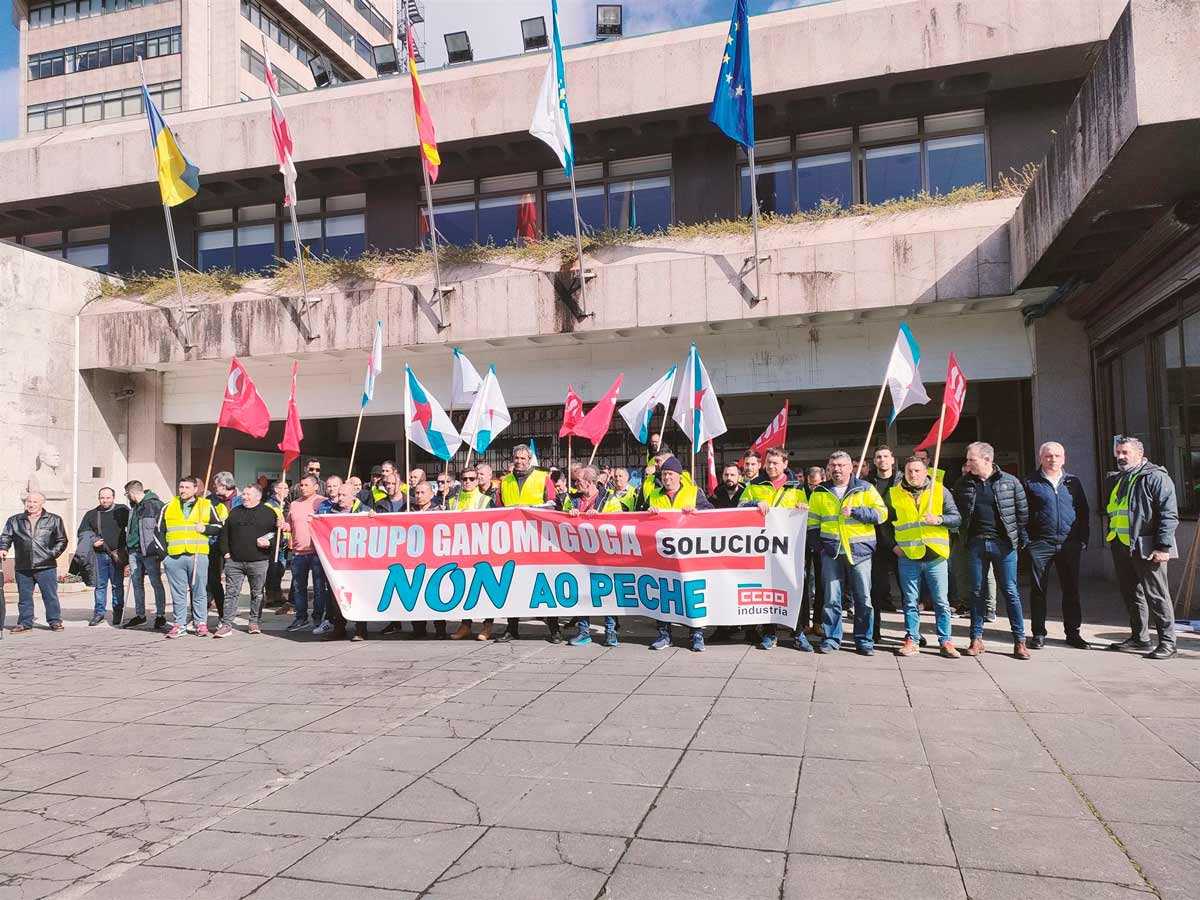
[641, 456, 713, 651]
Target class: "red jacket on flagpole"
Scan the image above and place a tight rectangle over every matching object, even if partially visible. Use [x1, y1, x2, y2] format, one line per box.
[218, 358, 271, 438]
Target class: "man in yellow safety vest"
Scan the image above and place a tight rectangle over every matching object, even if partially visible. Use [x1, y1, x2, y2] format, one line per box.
[160, 475, 222, 639]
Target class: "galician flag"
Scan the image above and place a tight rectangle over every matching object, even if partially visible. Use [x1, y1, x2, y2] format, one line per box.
[461, 365, 512, 454]
[619, 366, 677, 443]
[673, 344, 727, 447]
[405, 366, 461, 461]
[361, 320, 383, 408]
[885, 323, 931, 424]
[529, 0, 573, 174]
[451, 347, 482, 407]
[528, 438, 540, 467]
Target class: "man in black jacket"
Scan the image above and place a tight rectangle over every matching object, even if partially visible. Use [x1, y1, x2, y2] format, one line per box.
[218, 484, 280, 637]
[123, 480, 167, 629]
[1105, 437, 1179, 659]
[0, 492, 68, 633]
[954, 441, 1030, 659]
[1024, 442, 1091, 650]
[78, 487, 129, 627]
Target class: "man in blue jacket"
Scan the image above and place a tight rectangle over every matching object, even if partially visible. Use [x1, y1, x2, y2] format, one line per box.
[1023, 442, 1091, 650]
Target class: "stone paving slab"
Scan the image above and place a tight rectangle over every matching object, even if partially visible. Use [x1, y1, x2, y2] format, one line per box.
[0, 588, 1195, 899]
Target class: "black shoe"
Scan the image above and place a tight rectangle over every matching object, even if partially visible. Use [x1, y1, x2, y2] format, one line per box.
[112, 607, 123, 627]
[123, 615, 147, 629]
[494, 629, 516, 643]
[1027, 635, 1045, 650]
[326, 626, 347, 641]
[1065, 634, 1090, 650]
[153, 616, 167, 630]
[547, 630, 563, 644]
[1145, 645, 1177, 660]
[1108, 638, 1153, 653]
[382, 622, 404, 636]
[88, 614, 104, 626]
[709, 626, 735, 643]
[918, 635, 928, 648]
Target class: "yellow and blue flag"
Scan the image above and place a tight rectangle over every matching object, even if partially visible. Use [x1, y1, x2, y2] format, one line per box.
[709, 0, 754, 148]
[143, 85, 199, 206]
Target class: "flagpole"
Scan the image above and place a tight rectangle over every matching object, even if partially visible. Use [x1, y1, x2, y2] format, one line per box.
[856, 381, 888, 482]
[444, 399, 453, 478]
[422, 162, 447, 321]
[746, 145, 764, 302]
[587, 441, 599, 467]
[923, 402, 948, 518]
[567, 435, 573, 480]
[190, 423, 222, 587]
[346, 405, 365, 481]
[271, 457, 285, 566]
[138, 60, 194, 352]
[261, 35, 309, 310]
[568, 168, 588, 308]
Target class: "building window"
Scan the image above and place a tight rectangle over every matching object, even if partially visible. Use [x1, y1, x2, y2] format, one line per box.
[27, 80, 179, 132]
[737, 110, 987, 215]
[240, 44, 305, 94]
[608, 176, 671, 233]
[18, 225, 110, 271]
[352, 0, 391, 39]
[241, 0, 323, 70]
[196, 195, 367, 273]
[27, 0, 168, 28]
[546, 185, 606, 239]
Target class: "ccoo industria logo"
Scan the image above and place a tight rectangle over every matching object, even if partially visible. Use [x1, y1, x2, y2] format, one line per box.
[736, 583, 788, 614]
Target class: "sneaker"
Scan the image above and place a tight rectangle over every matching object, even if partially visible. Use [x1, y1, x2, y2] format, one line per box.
[213, 624, 233, 639]
[690, 632, 705, 653]
[568, 632, 592, 647]
[248, 623, 262, 635]
[286, 618, 312, 632]
[895, 638, 919, 657]
[814, 641, 836, 654]
[604, 629, 619, 647]
[984, 613, 996, 623]
[939, 642, 961, 659]
[758, 633, 777, 651]
[1146, 645, 1178, 660]
[451, 622, 473, 640]
[856, 645, 875, 657]
[153, 616, 167, 630]
[196, 624, 209, 637]
[649, 633, 671, 651]
[1065, 634, 1090, 650]
[381, 622, 404, 636]
[494, 628, 516, 643]
[792, 633, 813, 652]
[918, 635, 928, 648]
[165, 625, 184, 639]
[123, 616, 147, 629]
[185, 622, 197, 634]
[313, 621, 334, 636]
[88, 614, 104, 626]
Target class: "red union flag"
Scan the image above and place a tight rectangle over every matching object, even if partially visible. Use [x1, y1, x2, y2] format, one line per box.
[218, 358, 271, 439]
[706, 439, 718, 494]
[277, 361, 303, 472]
[915, 353, 967, 451]
[573, 375, 624, 446]
[749, 400, 789, 456]
[559, 386, 584, 438]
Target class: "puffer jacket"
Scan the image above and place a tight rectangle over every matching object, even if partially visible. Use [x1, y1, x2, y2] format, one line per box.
[1104, 461, 1178, 557]
[954, 468, 1028, 548]
[0, 511, 69, 570]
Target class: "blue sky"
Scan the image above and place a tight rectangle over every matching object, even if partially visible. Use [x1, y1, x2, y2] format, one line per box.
[0, 0, 834, 141]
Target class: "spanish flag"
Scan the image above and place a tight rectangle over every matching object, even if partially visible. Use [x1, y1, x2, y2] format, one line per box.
[406, 24, 440, 182]
[143, 85, 199, 207]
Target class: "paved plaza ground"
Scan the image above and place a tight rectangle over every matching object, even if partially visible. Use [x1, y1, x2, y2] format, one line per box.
[0, 579, 1196, 900]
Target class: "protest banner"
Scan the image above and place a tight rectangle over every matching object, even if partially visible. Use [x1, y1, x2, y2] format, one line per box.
[310, 507, 808, 628]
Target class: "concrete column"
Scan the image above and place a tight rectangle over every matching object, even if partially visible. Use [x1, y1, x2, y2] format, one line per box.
[1030, 305, 1103, 575]
[124, 371, 180, 499]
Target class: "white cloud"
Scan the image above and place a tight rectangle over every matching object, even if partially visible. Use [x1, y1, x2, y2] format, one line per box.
[0, 67, 17, 142]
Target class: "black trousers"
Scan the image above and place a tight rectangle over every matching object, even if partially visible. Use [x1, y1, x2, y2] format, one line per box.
[1027, 539, 1083, 638]
[871, 545, 895, 608]
[207, 551, 225, 617]
[1111, 543, 1175, 649]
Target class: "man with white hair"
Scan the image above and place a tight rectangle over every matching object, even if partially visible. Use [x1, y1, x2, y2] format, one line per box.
[1023, 442, 1091, 650]
[0, 492, 68, 633]
[1105, 437, 1178, 659]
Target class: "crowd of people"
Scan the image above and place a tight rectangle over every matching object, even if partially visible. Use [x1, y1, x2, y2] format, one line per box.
[0, 435, 1179, 660]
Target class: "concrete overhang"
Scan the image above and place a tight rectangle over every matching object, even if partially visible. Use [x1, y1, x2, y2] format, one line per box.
[0, 0, 1127, 227]
[1010, 0, 1200, 290]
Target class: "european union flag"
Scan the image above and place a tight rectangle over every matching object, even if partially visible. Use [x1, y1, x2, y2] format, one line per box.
[709, 0, 754, 148]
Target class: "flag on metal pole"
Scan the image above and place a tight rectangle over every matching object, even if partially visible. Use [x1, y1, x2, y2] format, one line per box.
[574, 375, 624, 447]
[405, 366, 462, 461]
[278, 361, 304, 473]
[885, 323, 931, 424]
[709, 0, 763, 301]
[461, 366, 512, 454]
[407, 23, 440, 183]
[451, 347, 483, 407]
[673, 344, 728, 448]
[219, 359, 272, 439]
[559, 386, 585, 438]
[362, 320, 384, 408]
[262, 40, 297, 207]
[749, 400, 789, 456]
[619, 366, 677, 443]
[529, 438, 541, 468]
[915, 354, 967, 451]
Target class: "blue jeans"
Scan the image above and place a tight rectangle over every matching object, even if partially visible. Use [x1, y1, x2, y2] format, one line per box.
[578, 615, 617, 631]
[820, 553, 873, 650]
[968, 537, 1024, 640]
[164, 554, 208, 626]
[92, 552, 125, 615]
[15, 568, 62, 628]
[898, 555, 951, 644]
[291, 553, 326, 623]
[129, 552, 166, 618]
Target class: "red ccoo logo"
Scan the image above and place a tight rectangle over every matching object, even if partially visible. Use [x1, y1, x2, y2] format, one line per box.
[737, 584, 788, 607]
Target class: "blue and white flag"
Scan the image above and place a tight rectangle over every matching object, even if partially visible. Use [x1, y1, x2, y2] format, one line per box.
[405, 366, 462, 462]
[361, 320, 383, 408]
[709, 0, 754, 148]
[673, 345, 727, 447]
[460, 365, 512, 454]
[885, 323, 931, 424]
[451, 347, 482, 407]
[529, 0, 574, 174]
[619, 366, 677, 444]
[528, 438, 540, 468]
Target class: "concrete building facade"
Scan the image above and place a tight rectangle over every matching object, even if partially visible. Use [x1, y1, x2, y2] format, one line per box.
[1, 0, 1198, 586]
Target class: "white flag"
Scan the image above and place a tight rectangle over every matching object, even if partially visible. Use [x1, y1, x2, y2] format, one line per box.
[528, 0, 573, 174]
[673, 344, 727, 447]
[451, 347, 482, 407]
[361, 320, 383, 409]
[460, 365, 512, 454]
[884, 323, 930, 424]
[619, 366, 677, 444]
[405, 366, 462, 462]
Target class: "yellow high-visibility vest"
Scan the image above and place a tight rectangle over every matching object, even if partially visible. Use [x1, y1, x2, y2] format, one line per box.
[889, 484, 949, 560]
[500, 470, 549, 507]
[1106, 473, 1141, 546]
[739, 478, 776, 505]
[646, 484, 700, 510]
[767, 482, 807, 509]
[455, 490, 492, 511]
[808, 483, 887, 559]
[163, 497, 214, 556]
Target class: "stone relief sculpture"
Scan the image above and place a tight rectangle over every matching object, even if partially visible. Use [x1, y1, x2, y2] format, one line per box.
[26, 445, 69, 500]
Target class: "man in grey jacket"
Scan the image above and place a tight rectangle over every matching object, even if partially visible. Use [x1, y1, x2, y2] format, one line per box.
[1105, 437, 1179, 660]
[123, 480, 167, 630]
